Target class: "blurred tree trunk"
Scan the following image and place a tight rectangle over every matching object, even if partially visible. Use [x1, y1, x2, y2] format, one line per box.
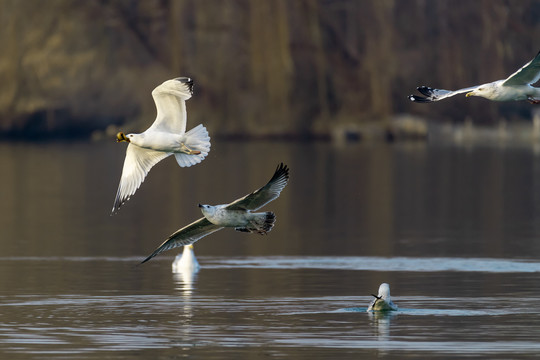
[249, 0, 292, 134]
[169, 0, 184, 74]
[363, 0, 395, 120]
[308, 1, 330, 128]
[0, 0, 21, 129]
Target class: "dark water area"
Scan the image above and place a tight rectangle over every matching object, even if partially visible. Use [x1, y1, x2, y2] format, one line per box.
[2, 139, 540, 359]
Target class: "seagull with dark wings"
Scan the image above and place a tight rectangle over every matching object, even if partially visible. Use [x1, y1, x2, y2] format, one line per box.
[141, 163, 290, 264]
[409, 50, 540, 104]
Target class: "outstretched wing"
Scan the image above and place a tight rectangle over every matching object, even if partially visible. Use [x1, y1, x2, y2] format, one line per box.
[409, 85, 479, 103]
[503, 50, 540, 86]
[147, 77, 194, 134]
[226, 163, 290, 211]
[111, 144, 171, 214]
[140, 217, 223, 264]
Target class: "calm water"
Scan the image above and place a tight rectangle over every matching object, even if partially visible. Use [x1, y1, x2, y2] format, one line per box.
[2, 139, 540, 359]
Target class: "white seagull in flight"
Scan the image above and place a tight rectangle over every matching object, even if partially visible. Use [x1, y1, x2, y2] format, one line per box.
[409, 50, 540, 104]
[112, 77, 211, 214]
[140, 163, 290, 264]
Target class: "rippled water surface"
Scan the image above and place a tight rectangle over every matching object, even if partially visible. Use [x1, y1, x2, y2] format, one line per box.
[2, 140, 540, 359]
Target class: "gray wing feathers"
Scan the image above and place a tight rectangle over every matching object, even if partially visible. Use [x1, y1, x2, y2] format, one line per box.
[503, 50, 540, 86]
[140, 217, 222, 264]
[226, 163, 290, 211]
[409, 85, 478, 102]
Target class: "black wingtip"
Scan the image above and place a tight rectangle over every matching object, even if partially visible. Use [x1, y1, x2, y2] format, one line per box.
[417, 86, 434, 97]
[409, 94, 431, 103]
[408, 86, 436, 103]
[175, 77, 194, 95]
[273, 163, 290, 181]
[139, 253, 155, 265]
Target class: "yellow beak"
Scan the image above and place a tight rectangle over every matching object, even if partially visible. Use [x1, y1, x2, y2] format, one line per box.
[466, 92, 474, 97]
[116, 132, 130, 142]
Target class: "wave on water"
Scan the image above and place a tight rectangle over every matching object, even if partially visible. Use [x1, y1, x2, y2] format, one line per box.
[2, 255, 540, 273]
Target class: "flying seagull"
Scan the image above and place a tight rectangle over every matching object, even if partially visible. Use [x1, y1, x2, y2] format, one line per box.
[112, 77, 211, 214]
[409, 50, 540, 104]
[141, 163, 290, 264]
[367, 283, 398, 312]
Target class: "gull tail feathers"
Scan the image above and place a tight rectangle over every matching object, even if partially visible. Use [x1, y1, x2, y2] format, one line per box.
[236, 212, 276, 235]
[175, 124, 211, 167]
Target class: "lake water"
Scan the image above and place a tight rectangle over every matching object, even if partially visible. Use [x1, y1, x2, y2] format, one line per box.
[1, 139, 540, 359]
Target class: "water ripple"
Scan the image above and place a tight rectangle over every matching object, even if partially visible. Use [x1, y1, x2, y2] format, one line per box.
[203, 256, 540, 273]
[2, 256, 539, 273]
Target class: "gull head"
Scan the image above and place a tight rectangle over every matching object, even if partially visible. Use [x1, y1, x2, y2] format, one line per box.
[198, 203, 216, 217]
[466, 87, 485, 97]
[466, 83, 498, 99]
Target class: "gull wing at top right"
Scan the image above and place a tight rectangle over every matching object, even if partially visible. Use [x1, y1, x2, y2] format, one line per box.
[409, 50, 540, 104]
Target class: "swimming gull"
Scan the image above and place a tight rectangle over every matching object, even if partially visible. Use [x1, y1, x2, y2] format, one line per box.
[367, 283, 398, 311]
[172, 244, 200, 273]
[112, 77, 211, 214]
[409, 50, 540, 104]
[141, 163, 289, 264]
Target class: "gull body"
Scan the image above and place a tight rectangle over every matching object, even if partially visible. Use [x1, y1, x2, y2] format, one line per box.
[409, 50, 540, 104]
[123, 131, 198, 153]
[367, 283, 398, 312]
[198, 204, 275, 233]
[112, 77, 211, 214]
[141, 163, 290, 264]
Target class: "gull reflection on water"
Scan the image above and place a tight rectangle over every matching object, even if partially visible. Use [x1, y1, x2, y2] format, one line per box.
[172, 245, 200, 296]
[173, 268, 199, 295]
[172, 245, 200, 331]
[368, 310, 397, 355]
[172, 263, 199, 344]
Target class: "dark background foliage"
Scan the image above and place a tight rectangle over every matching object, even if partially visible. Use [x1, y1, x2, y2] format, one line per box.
[0, 0, 538, 139]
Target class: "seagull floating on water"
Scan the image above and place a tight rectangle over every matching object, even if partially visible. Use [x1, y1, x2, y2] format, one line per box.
[172, 244, 200, 273]
[367, 283, 398, 312]
[140, 163, 290, 264]
[111, 77, 211, 214]
[409, 50, 540, 104]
